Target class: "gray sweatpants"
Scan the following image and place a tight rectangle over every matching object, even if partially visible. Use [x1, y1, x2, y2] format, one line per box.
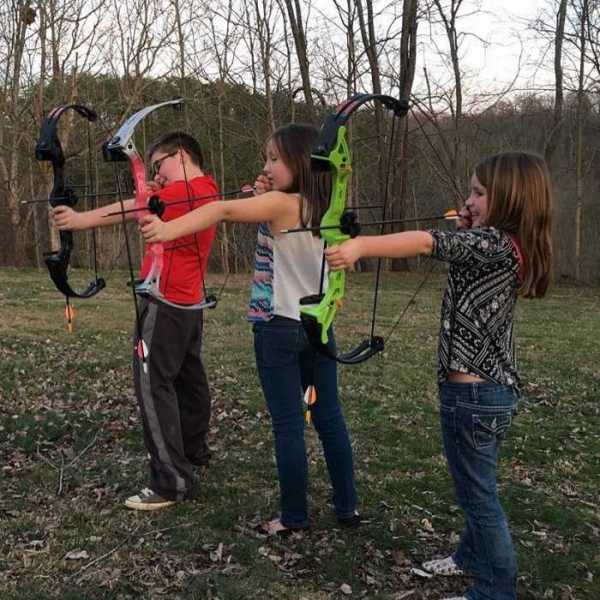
[132, 297, 211, 500]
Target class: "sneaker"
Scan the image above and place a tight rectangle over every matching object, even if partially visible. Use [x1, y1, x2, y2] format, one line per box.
[441, 596, 468, 600]
[124, 488, 176, 511]
[337, 511, 369, 527]
[422, 555, 464, 576]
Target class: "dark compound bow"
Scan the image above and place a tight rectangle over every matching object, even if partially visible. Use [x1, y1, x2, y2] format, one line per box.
[35, 104, 106, 300]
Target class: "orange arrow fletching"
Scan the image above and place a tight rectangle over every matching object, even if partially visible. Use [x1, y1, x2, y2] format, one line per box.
[304, 385, 317, 407]
[303, 385, 317, 425]
[64, 303, 76, 333]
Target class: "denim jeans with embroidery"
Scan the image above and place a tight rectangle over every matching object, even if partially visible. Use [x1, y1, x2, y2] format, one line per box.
[253, 317, 357, 528]
[439, 381, 519, 600]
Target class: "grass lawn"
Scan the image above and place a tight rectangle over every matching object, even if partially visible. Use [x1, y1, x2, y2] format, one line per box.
[1, 267, 599, 599]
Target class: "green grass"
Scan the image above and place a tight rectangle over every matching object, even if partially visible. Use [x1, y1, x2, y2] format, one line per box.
[1, 267, 599, 599]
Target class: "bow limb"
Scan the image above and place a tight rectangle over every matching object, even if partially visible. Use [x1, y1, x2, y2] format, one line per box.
[128, 151, 164, 296]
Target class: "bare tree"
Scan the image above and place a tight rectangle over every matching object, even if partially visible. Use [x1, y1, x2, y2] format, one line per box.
[430, 0, 465, 194]
[281, 0, 315, 120]
[201, 1, 247, 274]
[574, 0, 591, 281]
[355, 0, 385, 198]
[544, 0, 568, 163]
[538, 0, 599, 280]
[391, 0, 419, 271]
[104, 0, 177, 103]
[311, 1, 361, 101]
[0, 1, 36, 263]
[247, 0, 281, 131]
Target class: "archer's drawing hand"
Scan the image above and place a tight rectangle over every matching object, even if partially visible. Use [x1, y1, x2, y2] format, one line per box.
[253, 172, 273, 195]
[325, 239, 363, 270]
[147, 180, 164, 193]
[51, 206, 85, 231]
[139, 214, 173, 243]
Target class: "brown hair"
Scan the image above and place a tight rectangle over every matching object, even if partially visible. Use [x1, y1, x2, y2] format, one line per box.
[267, 123, 331, 231]
[474, 152, 553, 298]
[147, 131, 204, 168]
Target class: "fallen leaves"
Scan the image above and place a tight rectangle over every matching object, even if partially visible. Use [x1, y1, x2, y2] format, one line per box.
[1, 272, 600, 598]
[339, 582, 352, 595]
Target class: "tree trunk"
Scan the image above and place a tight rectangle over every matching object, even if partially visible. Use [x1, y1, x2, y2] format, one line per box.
[391, 0, 418, 272]
[575, 0, 589, 281]
[217, 93, 230, 274]
[545, 0, 568, 164]
[433, 0, 464, 194]
[282, 0, 315, 121]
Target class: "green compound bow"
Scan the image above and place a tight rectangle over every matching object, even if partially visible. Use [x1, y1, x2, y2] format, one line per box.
[299, 93, 410, 364]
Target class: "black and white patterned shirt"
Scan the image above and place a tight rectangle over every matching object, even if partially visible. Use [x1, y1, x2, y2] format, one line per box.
[428, 227, 521, 387]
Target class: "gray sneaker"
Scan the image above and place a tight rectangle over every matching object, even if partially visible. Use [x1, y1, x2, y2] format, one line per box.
[422, 555, 464, 576]
[124, 488, 176, 511]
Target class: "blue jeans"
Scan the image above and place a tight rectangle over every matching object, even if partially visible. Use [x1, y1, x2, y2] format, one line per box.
[439, 382, 519, 600]
[253, 317, 357, 528]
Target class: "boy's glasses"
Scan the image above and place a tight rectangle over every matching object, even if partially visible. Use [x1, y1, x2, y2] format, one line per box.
[151, 150, 178, 177]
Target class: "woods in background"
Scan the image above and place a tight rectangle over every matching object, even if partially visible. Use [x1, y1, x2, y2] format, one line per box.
[1, 0, 599, 283]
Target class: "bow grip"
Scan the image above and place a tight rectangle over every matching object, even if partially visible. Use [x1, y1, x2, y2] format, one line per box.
[148, 195, 165, 218]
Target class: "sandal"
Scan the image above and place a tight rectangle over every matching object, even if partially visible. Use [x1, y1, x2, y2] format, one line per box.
[256, 518, 308, 537]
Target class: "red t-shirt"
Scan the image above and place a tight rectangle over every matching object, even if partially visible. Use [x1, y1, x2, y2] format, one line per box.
[140, 175, 218, 304]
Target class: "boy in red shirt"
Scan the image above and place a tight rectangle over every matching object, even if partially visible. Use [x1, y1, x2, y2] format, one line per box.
[52, 132, 218, 509]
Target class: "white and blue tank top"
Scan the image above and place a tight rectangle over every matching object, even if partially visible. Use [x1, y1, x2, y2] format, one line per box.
[248, 221, 326, 322]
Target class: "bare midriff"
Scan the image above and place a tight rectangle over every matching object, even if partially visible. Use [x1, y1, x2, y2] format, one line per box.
[447, 371, 486, 383]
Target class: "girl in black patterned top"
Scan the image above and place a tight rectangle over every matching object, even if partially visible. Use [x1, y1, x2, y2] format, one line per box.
[326, 152, 553, 600]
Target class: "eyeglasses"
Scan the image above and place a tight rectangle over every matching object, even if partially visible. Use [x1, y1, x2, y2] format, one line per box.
[151, 150, 178, 177]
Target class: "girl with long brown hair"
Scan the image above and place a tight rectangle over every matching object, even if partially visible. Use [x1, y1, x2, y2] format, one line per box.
[325, 151, 553, 600]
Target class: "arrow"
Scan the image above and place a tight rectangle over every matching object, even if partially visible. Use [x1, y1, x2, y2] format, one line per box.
[102, 184, 255, 218]
[281, 209, 459, 234]
[21, 190, 122, 205]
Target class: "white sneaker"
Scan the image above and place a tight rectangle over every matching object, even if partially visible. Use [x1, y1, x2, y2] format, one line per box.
[422, 555, 464, 576]
[441, 596, 468, 600]
[124, 487, 176, 510]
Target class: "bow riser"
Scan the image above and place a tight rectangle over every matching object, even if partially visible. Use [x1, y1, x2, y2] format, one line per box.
[301, 126, 351, 344]
[129, 150, 164, 291]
